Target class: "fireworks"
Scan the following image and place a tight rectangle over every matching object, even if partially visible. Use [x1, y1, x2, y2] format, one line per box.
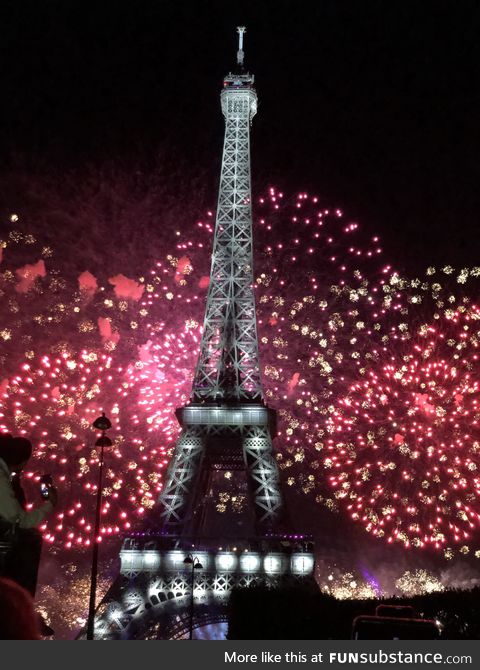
[323, 294, 480, 557]
[395, 570, 445, 597]
[1, 187, 480, 561]
[0, 341, 198, 547]
[36, 559, 113, 638]
[320, 569, 379, 600]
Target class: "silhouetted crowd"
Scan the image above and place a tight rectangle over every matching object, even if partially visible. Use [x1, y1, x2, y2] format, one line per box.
[227, 583, 480, 639]
[0, 433, 57, 639]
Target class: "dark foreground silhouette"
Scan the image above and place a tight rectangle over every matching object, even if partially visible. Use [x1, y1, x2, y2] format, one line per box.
[227, 583, 480, 639]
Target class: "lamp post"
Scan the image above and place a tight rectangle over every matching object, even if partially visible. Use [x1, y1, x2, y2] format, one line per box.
[86, 412, 112, 640]
[183, 554, 203, 640]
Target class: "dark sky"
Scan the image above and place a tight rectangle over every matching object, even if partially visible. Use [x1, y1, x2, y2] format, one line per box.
[1, 0, 480, 271]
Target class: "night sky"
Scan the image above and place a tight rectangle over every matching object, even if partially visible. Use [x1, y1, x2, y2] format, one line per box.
[2, 4, 480, 614]
[3, 4, 480, 632]
[1, 0, 480, 272]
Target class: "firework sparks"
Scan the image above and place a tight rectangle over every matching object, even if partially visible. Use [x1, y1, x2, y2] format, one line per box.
[324, 301, 480, 557]
[1, 189, 480, 562]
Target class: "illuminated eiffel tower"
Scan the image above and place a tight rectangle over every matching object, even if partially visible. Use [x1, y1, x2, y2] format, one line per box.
[158, 26, 281, 539]
[90, 28, 314, 640]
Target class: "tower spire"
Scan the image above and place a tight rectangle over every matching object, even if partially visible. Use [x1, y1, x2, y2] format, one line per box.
[237, 25, 246, 67]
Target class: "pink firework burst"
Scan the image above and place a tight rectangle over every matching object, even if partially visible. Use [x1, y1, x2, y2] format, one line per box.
[326, 305, 480, 554]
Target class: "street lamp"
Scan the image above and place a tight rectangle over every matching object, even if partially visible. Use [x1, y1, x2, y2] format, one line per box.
[86, 412, 112, 640]
[183, 554, 203, 640]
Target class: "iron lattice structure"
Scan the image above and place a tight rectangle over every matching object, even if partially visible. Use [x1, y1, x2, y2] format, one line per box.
[158, 405, 282, 535]
[84, 28, 315, 640]
[157, 26, 283, 536]
[91, 536, 315, 640]
[192, 50, 260, 401]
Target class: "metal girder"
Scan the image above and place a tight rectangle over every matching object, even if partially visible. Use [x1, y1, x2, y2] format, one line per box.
[158, 427, 204, 532]
[243, 426, 283, 531]
[158, 35, 284, 536]
[157, 405, 283, 534]
[192, 82, 262, 402]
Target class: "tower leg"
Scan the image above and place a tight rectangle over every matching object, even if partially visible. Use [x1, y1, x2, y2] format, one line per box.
[157, 427, 204, 533]
[242, 426, 283, 533]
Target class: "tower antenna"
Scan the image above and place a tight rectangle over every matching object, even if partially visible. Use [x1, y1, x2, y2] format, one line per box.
[237, 25, 246, 67]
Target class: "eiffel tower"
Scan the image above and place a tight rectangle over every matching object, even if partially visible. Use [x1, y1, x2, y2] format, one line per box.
[88, 27, 314, 640]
